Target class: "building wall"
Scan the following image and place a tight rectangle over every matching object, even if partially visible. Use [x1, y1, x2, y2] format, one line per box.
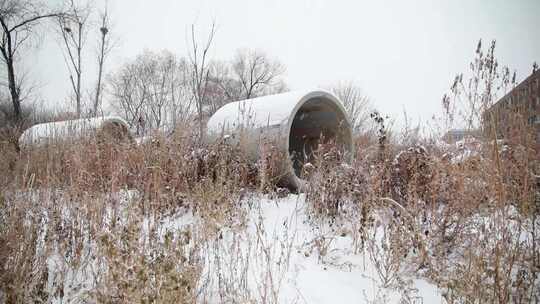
[483, 69, 540, 152]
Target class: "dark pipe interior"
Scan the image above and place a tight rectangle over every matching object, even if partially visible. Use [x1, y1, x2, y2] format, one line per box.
[288, 97, 351, 177]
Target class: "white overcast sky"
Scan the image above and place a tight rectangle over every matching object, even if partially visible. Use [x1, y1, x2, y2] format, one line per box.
[29, 0, 539, 124]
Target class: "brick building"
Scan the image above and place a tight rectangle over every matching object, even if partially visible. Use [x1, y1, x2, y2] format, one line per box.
[483, 69, 540, 152]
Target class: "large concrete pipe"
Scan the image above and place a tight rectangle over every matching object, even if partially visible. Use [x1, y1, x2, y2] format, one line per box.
[19, 116, 133, 148]
[206, 89, 353, 189]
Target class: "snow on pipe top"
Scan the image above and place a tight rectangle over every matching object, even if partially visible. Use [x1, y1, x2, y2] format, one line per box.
[18, 116, 133, 148]
[207, 88, 354, 189]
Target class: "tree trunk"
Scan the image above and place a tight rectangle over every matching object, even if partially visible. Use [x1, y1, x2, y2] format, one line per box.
[76, 22, 82, 117]
[94, 32, 106, 115]
[6, 57, 21, 121]
[1, 23, 21, 122]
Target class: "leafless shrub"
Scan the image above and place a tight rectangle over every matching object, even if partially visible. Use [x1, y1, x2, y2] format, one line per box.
[95, 202, 200, 303]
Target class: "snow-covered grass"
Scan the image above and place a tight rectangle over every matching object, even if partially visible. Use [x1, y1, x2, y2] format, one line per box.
[0, 126, 538, 303]
[0, 189, 443, 303]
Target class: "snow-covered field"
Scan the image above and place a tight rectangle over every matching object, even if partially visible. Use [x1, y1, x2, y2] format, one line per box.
[19, 190, 442, 303]
[5, 135, 537, 303]
[60, 191, 442, 303]
[222, 194, 442, 304]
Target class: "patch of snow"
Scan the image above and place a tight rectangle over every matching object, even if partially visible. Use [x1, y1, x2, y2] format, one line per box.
[197, 194, 443, 303]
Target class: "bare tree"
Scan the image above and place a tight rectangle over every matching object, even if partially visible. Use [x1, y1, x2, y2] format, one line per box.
[203, 50, 287, 117]
[232, 49, 285, 100]
[145, 52, 173, 130]
[93, 4, 113, 116]
[0, 0, 59, 122]
[188, 22, 216, 139]
[169, 57, 193, 129]
[109, 50, 193, 135]
[57, 0, 91, 117]
[109, 62, 146, 134]
[205, 60, 242, 114]
[330, 82, 371, 132]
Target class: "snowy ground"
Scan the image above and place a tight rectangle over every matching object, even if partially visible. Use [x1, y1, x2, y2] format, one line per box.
[249, 195, 442, 304]
[170, 194, 443, 303]
[37, 191, 443, 303]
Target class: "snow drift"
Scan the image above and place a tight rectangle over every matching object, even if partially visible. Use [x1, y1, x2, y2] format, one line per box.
[206, 89, 354, 189]
[19, 116, 133, 148]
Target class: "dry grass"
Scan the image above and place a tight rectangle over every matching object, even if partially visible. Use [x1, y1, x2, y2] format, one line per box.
[0, 123, 287, 303]
[1, 115, 538, 303]
[300, 41, 539, 303]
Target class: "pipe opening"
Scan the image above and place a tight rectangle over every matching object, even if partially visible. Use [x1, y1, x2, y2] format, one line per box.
[288, 97, 352, 178]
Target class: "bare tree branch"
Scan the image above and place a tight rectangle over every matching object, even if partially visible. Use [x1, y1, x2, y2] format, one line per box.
[0, 0, 61, 122]
[57, 0, 91, 117]
[232, 49, 285, 99]
[93, 3, 113, 115]
[187, 22, 216, 140]
[330, 82, 372, 133]
[108, 50, 193, 136]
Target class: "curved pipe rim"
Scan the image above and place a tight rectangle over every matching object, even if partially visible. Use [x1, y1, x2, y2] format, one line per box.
[283, 89, 354, 189]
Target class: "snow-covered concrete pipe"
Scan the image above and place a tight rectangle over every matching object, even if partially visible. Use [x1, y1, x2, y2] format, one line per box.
[206, 89, 354, 189]
[19, 116, 133, 148]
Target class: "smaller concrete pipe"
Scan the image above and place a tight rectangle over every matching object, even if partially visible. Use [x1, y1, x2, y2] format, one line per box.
[206, 89, 353, 189]
[19, 116, 133, 148]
